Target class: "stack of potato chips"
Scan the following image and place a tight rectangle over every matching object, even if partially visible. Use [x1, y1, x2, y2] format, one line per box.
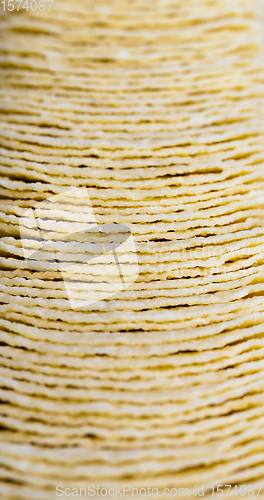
[1, 0, 264, 498]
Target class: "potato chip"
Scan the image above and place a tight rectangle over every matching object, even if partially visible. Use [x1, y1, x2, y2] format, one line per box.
[2, 0, 264, 494]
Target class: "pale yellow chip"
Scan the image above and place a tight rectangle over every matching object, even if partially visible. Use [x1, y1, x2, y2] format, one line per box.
[2, 0, 264, 494]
